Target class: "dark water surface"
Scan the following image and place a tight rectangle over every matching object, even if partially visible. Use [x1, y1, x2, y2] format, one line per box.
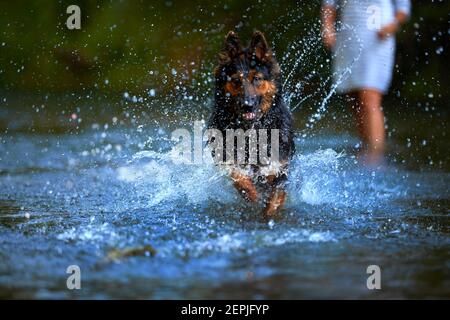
[0, 96, 449, 299]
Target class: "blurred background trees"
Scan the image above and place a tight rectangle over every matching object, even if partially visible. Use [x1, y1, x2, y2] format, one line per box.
[0, 0, 448, 109]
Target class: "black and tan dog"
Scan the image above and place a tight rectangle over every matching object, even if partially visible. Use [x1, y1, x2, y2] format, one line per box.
[207, 30, 295, 219]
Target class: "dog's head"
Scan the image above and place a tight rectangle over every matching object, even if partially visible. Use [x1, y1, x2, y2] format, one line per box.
[215, 31, 281, 123]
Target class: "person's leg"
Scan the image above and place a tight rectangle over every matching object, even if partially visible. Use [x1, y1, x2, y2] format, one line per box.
[347, 91, 366, 143]
[353, 89, 385, 165]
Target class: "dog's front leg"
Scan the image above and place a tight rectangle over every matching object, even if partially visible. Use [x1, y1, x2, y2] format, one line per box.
[263, 188, 286, 219]
[230, 170, 258, 202]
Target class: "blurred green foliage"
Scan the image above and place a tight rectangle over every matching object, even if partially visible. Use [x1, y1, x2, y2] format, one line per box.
[0, 0, 448, 108]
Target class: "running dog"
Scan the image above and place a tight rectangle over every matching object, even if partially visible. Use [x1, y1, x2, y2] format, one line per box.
[207, 30, 295, 219]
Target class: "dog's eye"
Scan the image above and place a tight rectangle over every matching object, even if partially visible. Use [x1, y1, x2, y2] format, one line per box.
[231, 77, 241, 85]
[253, 76, 263, 84]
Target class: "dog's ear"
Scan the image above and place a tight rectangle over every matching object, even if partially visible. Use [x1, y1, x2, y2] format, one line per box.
[219, 31, 242, 62]
[249, 30, 272, 62]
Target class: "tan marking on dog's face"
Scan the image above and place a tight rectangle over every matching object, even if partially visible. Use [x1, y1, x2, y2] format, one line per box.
[258, 80, 276, 114]
[247, 71, 276, 114]
[224, 73, 243, 96]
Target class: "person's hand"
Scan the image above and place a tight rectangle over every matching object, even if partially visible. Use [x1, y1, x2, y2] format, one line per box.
[377, 22, 399, 40]
[322, 27, 336, 50]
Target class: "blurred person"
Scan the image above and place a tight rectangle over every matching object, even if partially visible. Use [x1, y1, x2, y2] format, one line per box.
[321, 0, 411, 165]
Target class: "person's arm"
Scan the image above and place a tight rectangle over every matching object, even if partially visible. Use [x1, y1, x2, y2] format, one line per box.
[321, 4, 337, 49]
[378, 0, 411, 40]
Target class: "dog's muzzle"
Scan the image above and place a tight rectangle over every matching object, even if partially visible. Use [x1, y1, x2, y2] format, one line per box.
[241, 98, 259, 121]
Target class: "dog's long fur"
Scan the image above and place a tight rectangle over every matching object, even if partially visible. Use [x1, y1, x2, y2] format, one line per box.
[208, 31, 295, 218]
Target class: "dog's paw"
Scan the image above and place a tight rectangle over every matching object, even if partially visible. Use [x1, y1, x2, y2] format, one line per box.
[239, 187, 258, 202]
[263, 189, 286, 218]
[231, 170, 258, 202]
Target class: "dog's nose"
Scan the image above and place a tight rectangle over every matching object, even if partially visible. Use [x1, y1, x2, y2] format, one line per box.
[243, 97, 257, 108]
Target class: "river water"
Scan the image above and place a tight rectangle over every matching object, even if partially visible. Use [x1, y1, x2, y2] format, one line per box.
[0, 93, 448, 298]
